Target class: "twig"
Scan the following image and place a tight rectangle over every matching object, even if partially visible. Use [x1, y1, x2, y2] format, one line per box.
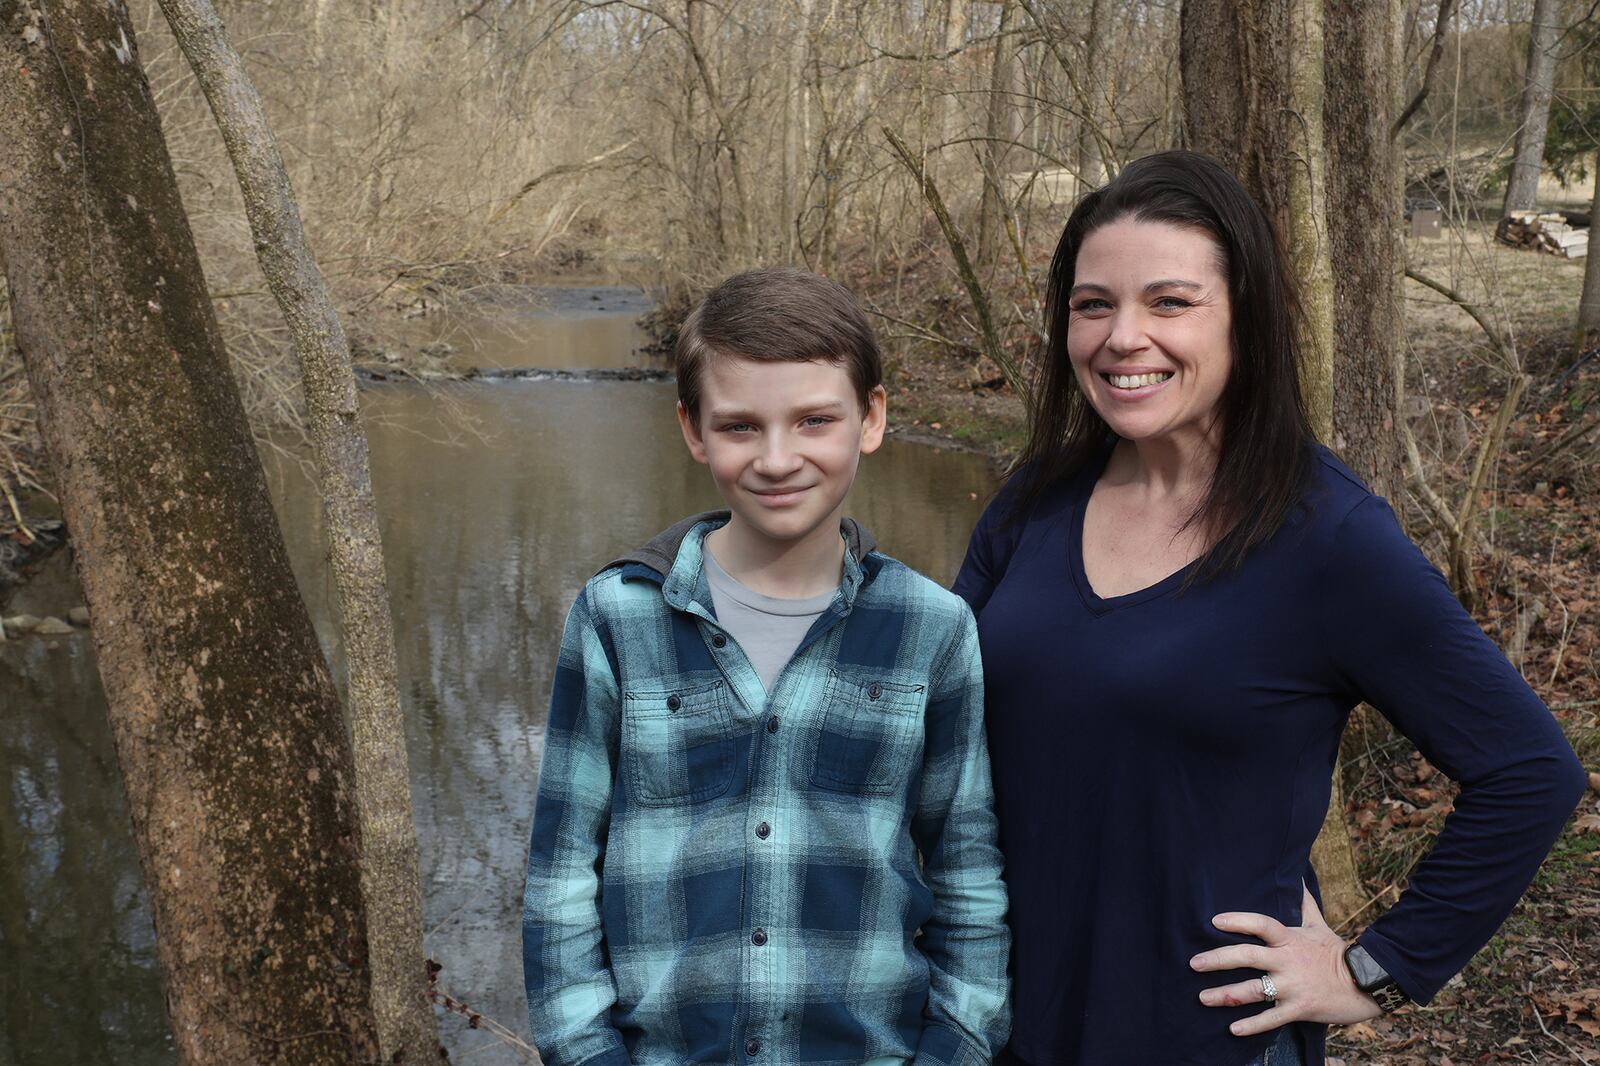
[881, 125, 1027, 403]
[1519, 415, 1599, 477]
[1530, 994, 1593, 1064]
[426, 962, 539, 1063]
[1392, 0, 1458, 139]
[1404, 268, 1515, 368]
[1548, 593, 1573, 688]
[0, 473, 32, 541]
[861, 302, 966, 351]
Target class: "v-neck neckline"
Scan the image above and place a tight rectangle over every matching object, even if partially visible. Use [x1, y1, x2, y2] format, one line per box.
[1068, 447, 1202, 614]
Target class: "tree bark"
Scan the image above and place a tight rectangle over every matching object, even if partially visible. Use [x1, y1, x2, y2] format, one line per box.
[153, 0, 444, 1061]
[1502, 0, 1563, 216]
[0, 2, 378, 1062]
[942, 0, 968, 147]
[1580, 145, 1600, 331]
[1180, 0, 1294, 235]
[1289, 0, 1335, 441]
[1077, 0, 1109, 186]
[1325, 0, 1402, 503]
[977, 0, 1017, 273]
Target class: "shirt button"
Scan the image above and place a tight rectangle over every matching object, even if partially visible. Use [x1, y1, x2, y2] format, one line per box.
[666, 695, 681, 712]
[766, 714, 779, 734]
[712, 633, 727, 648]
[755, 821, 771, 840]
[745, 1039, 762, 1056]
[751, 928, 767, 946]
[868, 681, 883, 700]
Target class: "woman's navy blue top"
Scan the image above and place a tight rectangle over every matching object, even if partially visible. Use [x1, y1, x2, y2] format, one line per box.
[953, 446, 1586, 1066]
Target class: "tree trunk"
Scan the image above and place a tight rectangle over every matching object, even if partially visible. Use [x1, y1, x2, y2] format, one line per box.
[977, 0, 1017, 273]
[1502, 0, 1562, 216]
[942, 0, 968, 147]
[0, 3, 378, 1062]
[1289, 0, 1335, 440]
[1580, 145, 1600, 331]
[1180, 0, 1294, 235]
[153, 0, 444, 1061]
[1077, 0, 1109, 186]
[1325, 0, 1402, 502]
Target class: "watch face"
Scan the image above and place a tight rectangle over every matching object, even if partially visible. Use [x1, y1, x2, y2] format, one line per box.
[1344, 944, 1387, 989]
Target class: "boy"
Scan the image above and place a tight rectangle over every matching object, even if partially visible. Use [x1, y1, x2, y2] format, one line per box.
[523, 267, 1009, 1066]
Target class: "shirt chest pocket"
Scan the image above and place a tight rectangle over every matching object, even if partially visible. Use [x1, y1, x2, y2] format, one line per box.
[809, 672, 926, 796]
[623, 681, 739, 807]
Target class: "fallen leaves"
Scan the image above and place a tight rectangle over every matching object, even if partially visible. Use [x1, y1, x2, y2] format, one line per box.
[1536, 987, 1600, 1038]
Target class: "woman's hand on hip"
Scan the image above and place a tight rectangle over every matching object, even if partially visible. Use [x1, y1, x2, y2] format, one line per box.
[1190, 884, 1383, 1036]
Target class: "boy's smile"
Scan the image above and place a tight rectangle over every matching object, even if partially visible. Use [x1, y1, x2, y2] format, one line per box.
[678, 356, 886, 592]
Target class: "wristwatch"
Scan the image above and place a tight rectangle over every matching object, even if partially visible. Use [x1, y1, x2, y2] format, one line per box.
[1344, 942, 1410, 1013]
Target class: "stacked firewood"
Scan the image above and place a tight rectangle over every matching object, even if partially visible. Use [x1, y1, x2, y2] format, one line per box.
[1496, 211, 1590, 258]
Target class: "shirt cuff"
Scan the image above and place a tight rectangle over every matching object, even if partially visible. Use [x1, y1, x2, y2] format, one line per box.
[911, 1022, 990, 1066]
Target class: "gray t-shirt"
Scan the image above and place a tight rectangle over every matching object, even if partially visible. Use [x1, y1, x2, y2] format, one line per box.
[704, 548, 836, 694]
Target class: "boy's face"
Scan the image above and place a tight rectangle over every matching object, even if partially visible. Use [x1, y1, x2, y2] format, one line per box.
[678, 356, 886, 557]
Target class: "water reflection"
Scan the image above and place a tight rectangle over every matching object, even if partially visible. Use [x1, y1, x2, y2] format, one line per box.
[0, 295, 997, 1065]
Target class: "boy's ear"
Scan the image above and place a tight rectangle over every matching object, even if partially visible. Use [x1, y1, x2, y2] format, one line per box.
[858, 385, 887, 456]
[677, 401, 709, 464]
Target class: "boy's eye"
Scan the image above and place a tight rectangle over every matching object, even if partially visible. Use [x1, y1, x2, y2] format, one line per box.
[801, 415, 833, 428]
[721, 422, 755, 434]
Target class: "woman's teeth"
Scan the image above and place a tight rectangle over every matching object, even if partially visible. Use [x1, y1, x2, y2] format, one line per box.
[1107, 372, 1173, 390]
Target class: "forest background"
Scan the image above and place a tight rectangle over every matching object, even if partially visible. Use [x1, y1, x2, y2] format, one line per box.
[1, 0, 1599, 1063]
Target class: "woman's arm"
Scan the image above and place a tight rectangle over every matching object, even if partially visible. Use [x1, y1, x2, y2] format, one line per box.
[1315, 495, 1586, 1000]
[1194, 494, 1587, 1033]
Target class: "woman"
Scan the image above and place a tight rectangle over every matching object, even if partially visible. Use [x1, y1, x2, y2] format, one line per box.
[953, 150, 1587, 1066]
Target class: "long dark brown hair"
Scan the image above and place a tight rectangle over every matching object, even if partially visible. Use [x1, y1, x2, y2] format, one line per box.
[1009, 149, 1315, 581]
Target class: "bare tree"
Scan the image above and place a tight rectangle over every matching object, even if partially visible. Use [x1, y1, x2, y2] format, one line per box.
[1501, 0, 1563, 216]
[154, 0, 444, 1060]
[0, 2, 378, 1060]
[1582, 145, 1600, 332]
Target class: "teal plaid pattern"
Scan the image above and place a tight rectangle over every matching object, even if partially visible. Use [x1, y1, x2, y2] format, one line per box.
[523, 519, 1010, 1066]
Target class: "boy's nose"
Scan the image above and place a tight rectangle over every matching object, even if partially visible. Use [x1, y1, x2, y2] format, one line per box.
[754, 436, 804, 478]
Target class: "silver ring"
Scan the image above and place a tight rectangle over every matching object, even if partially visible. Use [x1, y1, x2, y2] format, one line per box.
[1259, 973, 1278, 1004]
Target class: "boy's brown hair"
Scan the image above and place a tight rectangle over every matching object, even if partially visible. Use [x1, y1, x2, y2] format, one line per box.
[674, 266, 883, 422]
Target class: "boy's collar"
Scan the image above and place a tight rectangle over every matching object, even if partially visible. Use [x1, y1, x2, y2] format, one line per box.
[602, 510, 879, 604]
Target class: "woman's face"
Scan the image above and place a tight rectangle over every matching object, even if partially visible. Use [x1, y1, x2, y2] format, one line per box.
[1065, 217, 1233, 449]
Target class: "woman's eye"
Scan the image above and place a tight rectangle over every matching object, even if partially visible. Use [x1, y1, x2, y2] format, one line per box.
[1154, 296, 1192, 310]
[1072, 299, 1110, 313]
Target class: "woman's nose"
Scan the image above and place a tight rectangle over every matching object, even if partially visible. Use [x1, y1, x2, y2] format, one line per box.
[1105, 309, 1150, 354]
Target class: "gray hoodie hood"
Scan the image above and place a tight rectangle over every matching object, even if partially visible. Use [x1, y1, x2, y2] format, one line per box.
[602, 510, 878, 578]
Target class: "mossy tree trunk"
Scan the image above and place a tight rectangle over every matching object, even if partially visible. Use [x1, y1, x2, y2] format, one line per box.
[153, 0, 444, 1060]
[0, 2, 378, 1061]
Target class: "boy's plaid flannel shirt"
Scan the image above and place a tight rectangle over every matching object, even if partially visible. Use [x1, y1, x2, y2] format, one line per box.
[523, 514, 1010, 1066]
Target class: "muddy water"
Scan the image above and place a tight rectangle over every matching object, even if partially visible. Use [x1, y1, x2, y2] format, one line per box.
[0, 289, 996, 1065]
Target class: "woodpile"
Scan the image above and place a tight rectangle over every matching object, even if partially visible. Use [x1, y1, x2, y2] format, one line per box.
[1496, 211, 1589, 258]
